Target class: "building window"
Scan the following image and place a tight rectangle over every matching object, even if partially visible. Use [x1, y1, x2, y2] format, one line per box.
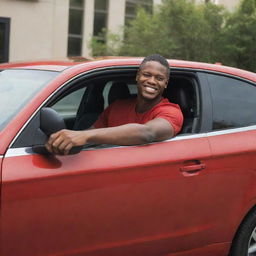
[93, 0, 109, 42]
[68, 0, 84, 57]
[0, 17, 10, 63]
[125, 0, 153, 26]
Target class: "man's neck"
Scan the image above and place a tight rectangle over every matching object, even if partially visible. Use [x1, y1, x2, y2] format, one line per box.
[135, 96, 163, 113]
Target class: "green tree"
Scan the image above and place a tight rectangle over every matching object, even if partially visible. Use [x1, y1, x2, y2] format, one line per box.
[117, 0, 225, 63]
[90, 0, 256, 72]
[90, 29, 122, 57]
[157, 0, 225, 62]
[221, 0, 256, 71]
[119, 7, 176, 57]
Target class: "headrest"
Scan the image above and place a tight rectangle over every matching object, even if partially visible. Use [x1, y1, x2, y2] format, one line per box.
[77, 85, 104, 116]
[108, 82, 131, 105]
[167, 80, 192, 117]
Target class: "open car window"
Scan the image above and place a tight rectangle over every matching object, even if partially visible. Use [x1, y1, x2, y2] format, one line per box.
[11, 68, 201, 149]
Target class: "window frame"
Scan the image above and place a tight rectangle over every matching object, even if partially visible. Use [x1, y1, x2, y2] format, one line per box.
[0, 17, 10, 63]
[125, 0, 153, 25]
[11, 67, 203, 149]
[201, 70, 256, 132]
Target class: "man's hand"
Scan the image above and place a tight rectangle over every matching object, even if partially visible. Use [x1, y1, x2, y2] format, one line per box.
[45, 129, 87, 155]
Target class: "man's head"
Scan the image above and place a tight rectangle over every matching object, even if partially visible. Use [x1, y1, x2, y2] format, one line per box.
[139, 54, 170, 77]
[136, 54, 170, 101]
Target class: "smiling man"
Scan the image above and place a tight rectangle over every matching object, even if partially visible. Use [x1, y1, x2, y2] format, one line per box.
[46, 54, 184, 155]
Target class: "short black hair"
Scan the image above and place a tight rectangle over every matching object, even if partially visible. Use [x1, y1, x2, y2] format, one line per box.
[139, 54, 170, 77]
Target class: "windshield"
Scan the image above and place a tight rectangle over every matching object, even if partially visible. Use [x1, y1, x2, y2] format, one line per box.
[0, 69, 58, 131]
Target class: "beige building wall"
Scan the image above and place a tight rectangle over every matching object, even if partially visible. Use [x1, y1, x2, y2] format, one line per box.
[0, 0, 69, 62]
[217, 0, 240, 11]
[0, 0, 242, 62]
[196, 0, 240, 10]
[82, 0, 94, 57]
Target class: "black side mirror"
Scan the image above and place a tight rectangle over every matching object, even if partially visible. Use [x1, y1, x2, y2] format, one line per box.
[32, 108, 82, 155]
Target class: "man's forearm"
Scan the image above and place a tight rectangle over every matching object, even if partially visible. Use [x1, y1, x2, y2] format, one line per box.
[46, 118, 173, 154]
[84, 123, 155, 145]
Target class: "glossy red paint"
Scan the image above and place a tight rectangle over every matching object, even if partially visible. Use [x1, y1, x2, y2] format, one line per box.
[0, 60, 76, 70]
[2, 137, 216, 256]
[1, 58, 256, 255]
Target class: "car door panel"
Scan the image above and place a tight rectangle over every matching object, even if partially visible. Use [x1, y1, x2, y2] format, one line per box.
[0, 136, 221, 256]
[207, 129, 256, 232]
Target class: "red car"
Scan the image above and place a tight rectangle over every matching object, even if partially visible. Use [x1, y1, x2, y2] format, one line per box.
[1, 58, 256, 256]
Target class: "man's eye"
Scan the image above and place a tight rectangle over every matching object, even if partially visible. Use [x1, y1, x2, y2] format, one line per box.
[156, 77, 164, 81]
[143, 73, 150, 77]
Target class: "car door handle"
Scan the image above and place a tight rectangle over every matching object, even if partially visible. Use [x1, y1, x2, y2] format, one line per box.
[180, 163, 206, 172]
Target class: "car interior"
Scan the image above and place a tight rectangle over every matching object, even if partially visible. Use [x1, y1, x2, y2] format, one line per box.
[12, 69, 200, 149]
[51, 70, 200, 136]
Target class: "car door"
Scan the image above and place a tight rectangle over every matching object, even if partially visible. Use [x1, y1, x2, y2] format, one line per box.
[1, 70, 225, 256]
[1, 136, 214, 256]
[204, 72, 256, 242]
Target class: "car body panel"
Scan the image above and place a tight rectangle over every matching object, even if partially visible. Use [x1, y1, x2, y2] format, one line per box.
[0, 136, 226, 256]
[165, 242, 230, 256]
[207, 128, 256, 228]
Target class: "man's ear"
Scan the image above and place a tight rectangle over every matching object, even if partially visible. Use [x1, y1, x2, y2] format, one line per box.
[136, 72, 139, 82]
[165, 79, 169, 88]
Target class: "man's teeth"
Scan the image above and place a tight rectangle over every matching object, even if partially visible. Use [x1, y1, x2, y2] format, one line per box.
[145, 86, 156, 93]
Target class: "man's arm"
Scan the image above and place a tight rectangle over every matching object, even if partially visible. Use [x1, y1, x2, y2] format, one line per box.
[45, 118, 174, 155]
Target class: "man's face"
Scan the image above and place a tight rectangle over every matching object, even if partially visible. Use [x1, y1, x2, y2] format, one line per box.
[136, 61, 169, 101]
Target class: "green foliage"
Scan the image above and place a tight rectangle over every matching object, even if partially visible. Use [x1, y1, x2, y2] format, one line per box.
[156, 0, 226, 62]
[119, 8, 176, 57]
[90, 29, 122, 57]
[221, 0, 256, 71]
[107, 0, 225, 63]
[89, 0, 256, 72]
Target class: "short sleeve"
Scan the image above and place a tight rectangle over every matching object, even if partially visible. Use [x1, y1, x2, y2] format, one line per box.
[155, 104, 184, 135]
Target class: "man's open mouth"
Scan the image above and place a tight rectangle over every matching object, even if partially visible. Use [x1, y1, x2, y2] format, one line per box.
[144, 86, 157, 93]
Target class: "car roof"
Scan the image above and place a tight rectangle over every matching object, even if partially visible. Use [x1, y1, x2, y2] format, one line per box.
[0, 60, 76, 71]
[0, 58, 255, 82]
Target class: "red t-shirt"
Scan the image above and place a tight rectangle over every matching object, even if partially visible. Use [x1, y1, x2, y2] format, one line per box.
[94, 98, 183, 135]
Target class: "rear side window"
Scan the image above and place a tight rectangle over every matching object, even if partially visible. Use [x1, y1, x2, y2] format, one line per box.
[207, 73, 256, 130]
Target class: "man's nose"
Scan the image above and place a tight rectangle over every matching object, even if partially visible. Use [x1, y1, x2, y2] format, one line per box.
[148, 76, 156, 84]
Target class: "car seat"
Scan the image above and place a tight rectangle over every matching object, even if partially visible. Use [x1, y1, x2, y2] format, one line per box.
[167, 79, 195, 133]
[73, 84, 104, 130]
[108, 81, 131, 105]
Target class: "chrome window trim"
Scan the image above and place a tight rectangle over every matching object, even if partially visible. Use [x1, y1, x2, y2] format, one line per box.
[5, 147, 34, 158]
[5, 124, 256, 158]
[206, 125, 256, 137]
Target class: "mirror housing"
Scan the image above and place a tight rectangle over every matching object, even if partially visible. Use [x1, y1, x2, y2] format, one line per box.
[32, 108, 82, 155]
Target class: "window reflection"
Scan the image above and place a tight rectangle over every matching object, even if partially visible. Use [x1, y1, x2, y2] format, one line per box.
[207, 73, 256, 130]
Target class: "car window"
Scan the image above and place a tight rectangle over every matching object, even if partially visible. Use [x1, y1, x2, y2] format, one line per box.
[207, 73, 256, 130]
[102, 81, 137, 108]
[52, 87, 86, 118]
[11, 71, 199, 149]
[0, 69, 58, 131]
